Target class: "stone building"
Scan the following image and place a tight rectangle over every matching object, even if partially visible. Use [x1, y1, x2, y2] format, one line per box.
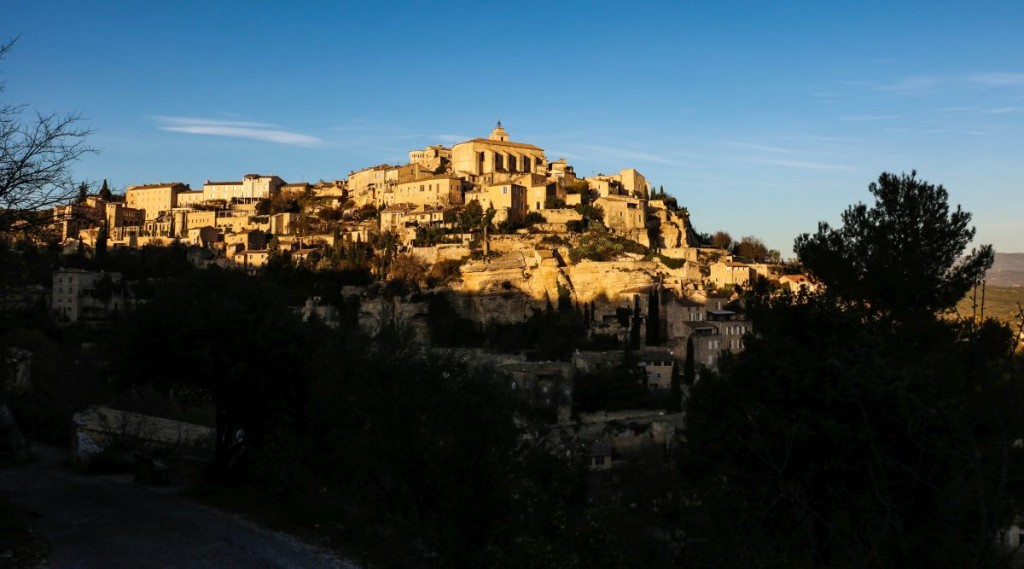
[53, 195, 144, 242]
[595, 194, 648, 244]
[381, 175, 470, 208]
[202, 174, 285, 202]
[175, 190, 206, 208]
[710, 260, 754, 288]
[548, 158, 578, 182]
[52, 269, 124, 326]
[408, 144, 451, 171]
[450, 123, 548, 184]
[513, 172, 565, 212]
[465, 182, 527, 225]
[125, 182, 189, 220]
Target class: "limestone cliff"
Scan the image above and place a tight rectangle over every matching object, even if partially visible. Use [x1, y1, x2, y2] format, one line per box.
[448, 248, 697, 325]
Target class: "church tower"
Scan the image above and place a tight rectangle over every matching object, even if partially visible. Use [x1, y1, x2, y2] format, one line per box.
[489, 121, 509, 142]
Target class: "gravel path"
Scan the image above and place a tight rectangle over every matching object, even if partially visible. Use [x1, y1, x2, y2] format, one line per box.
[0, 443, 359, 568]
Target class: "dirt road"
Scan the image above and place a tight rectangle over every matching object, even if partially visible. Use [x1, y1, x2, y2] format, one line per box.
[0, 443, 359, 568]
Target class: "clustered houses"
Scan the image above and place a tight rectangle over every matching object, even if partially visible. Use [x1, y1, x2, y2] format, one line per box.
[49, 123, 814, 411]
[53, 195, 144, 243]
[55, 124, 661, 264]
[42, 123, 828, 470]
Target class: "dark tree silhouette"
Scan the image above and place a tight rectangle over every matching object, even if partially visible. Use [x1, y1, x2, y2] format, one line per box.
[794, 171, 993, 319]
[684, 173, 1021, 567]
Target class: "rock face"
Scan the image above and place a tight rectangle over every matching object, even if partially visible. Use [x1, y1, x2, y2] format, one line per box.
[449, 250, 691, 325]
[352, 232, 705, 335]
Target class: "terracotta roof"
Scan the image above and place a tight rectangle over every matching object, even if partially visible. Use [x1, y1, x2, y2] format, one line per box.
[455, 138, 543, 151]
[127, 183, 187, 191]
[204, 181, 243, 186]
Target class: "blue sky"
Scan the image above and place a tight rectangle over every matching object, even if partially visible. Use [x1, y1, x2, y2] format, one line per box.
[5, 1, 1022, 255]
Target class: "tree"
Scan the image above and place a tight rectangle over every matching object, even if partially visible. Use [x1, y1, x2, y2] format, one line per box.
[98, 179, 112, 201]
[683, 173, 1021, 567]
[794, 171, 993, 319]
[94, 221, 108, 260]
[459, 200, 483, 232]
[76, 182, 89, 203]
[710, 230, 733, 250]
[0, 39, 95, 235]
[117, 268, 314, 478]
[683, 336, 696, 386]
[684, 295, 1024, 567]
[733, 235, 768, 262]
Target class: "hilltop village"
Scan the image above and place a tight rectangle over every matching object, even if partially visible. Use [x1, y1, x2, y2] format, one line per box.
[42, 123, 816, 449]
[8, 125, 1022, 569]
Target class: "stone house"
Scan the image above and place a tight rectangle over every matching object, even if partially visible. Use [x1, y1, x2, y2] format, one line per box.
[465, 182, 528, 225]
[224, 229, 267, 252]
[710, 260, 754, 288]
[780, 274, 823, 294]
[202, 174, 285, 202]
[594, 194, 648, 244]
[51, 269, 124, 326]
[636, 348, 676, 390]
[408, 144, 452, 171]
[126, 182, 189, 220]
[381, 175, 469, 208]
[232, 249, 270, 272]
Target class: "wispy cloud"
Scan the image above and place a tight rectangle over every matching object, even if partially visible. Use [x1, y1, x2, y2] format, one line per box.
[839, 114, 898, 122]
[156, 116, 323, 146]
[984, 106, 1022, 114]
[749, 158, 857, 172]
[547, 150, 586, 161]
[873, 76, 941, 93]
[970, 72, 1024, 87]
[574, 144, 683, 166]
[720, 141, 798, 154]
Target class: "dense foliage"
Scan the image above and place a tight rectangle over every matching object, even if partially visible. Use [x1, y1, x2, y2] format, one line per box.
[795, 171, 994, 319]
[684, 172, 1021, 567]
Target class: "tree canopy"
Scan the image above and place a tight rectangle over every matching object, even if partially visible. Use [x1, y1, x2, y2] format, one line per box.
[684, 172, 1022, 567]
[794, 171, 993, 319]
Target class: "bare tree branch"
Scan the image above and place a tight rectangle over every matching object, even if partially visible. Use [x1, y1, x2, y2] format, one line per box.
[0, 37, 96, 236]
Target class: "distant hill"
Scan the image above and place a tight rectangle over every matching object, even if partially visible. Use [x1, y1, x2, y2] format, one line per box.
[986, 253, 1024, 288]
